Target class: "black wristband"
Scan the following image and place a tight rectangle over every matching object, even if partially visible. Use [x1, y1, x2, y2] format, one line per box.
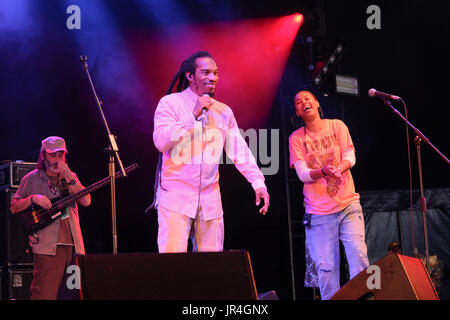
[321, 168, 327, 177]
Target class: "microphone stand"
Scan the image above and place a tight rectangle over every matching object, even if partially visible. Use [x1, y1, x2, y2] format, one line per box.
[80, 55, 127, 255]
[382, 98, 449, 272]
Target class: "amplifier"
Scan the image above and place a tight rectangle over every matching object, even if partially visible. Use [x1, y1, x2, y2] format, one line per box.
[1, 265, 33, 300]
[0, 188, 34, 265]
[0, 161, 36, 189]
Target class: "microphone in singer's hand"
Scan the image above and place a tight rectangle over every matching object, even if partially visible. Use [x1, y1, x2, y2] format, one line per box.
[202, 92, 214, 114]
[368, 88, 400, 101]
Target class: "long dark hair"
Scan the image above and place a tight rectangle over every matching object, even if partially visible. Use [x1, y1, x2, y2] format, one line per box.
[36, 151, 47, 171]
[166, 51, 213, 94]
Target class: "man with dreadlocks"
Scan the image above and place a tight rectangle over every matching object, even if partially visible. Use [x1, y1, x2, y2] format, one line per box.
[289, 90, 369, 300]
[152, 51, 270, 253]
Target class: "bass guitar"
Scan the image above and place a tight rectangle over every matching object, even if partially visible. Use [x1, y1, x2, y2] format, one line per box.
[19, 163, 138, 235]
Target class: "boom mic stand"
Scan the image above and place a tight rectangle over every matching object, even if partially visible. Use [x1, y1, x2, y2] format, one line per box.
[382, 98, 449, 272]
[80, 54, 127, 255]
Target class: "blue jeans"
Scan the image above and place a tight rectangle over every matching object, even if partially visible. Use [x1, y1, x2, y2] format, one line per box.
[305, 202, 369, 300]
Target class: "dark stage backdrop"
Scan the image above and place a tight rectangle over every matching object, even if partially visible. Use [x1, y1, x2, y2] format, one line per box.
[0, 0, 448, 300]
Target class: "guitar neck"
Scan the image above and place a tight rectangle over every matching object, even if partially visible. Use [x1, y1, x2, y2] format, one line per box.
[53, 163, 138, 211]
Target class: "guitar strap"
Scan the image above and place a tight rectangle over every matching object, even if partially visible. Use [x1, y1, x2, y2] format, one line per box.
[60, 178, 70, 197]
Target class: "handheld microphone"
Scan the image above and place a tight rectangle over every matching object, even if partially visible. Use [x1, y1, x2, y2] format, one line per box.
[202, 92, 214, 115]
[201, 92, 214, 124]
[368, 88, 401, 101]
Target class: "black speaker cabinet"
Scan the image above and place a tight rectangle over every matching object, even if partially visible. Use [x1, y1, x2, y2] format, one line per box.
[75, 250, 258, 300]
[1, 266, 33, 300]
[0, 188, 33, 266]
[331, 253, 439, 300]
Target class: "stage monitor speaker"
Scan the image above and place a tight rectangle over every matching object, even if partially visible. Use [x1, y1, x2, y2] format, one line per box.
[331, 253, 439, 300]
[258, 290, 279, 300]
[0, 188, 34, 266]
[75, 250, 258, 300]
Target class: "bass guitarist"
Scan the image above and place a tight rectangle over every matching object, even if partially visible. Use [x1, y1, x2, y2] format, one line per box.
[10, 136, 91, 300]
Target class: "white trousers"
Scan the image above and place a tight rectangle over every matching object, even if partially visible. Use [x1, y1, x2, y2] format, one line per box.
[157, 205, 224, 253]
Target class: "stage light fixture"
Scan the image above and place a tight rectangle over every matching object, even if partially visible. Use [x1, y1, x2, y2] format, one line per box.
[294, 13, 303, 24]
[312, 39, 346, 89]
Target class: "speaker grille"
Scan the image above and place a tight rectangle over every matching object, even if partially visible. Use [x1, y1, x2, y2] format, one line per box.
[76, 250, 258, 300]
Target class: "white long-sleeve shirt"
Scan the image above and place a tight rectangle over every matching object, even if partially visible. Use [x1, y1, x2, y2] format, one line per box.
[153, 87, 266, 220]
